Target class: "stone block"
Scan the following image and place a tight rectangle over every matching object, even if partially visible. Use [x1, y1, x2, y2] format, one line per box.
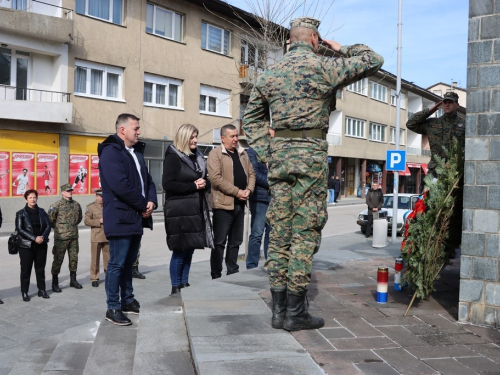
[489, 186, 500, 209]
[461, 233, 486, 256]
[458, 302, 469, 322]
[467, 66, 478, 88]
[479, 65, 500, 87]
[464, 161, 475, 185]
[463, 209, 474, 231]
[473, 210, 499, 233]
[461, 256, 472, 278]
[471, 305, 497, 326]
[468, 41, 493, 64]
[492, 89, 500, 112]
[478, 114, 500, 135]
[466, 137, 489, 160]
[460, 280, 484, 302]
[464, 186, 487, 208]
[472, 257, 497, 281]
[469, 18, 480, 42]
[486, 283, 500, 306]
[466, 114, 477, 137]
[477, 162, 500, 184]
[495, 40, 500, 61]
[490, 138, 500, 160]
[486, 234, 500, 257]
[470, 0, 494, 17]
[481, 15, 500, 39]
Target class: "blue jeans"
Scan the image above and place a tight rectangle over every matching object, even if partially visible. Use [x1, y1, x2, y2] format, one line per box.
[170, 249, 194, 287]
[105, 235, 141, 310]
[247, 200, 271, 270]
[328, 189, 335, 203]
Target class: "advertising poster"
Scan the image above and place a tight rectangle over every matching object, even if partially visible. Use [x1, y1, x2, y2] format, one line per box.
[11, 152, 35, 197]
[69, 154, 89, 195]
[90, 155, 100, 193]
[0, 152, 10, 197]
[37, 153, 58, 196]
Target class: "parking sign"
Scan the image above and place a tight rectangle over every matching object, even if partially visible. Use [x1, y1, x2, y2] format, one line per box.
[386, 150, 406, 171]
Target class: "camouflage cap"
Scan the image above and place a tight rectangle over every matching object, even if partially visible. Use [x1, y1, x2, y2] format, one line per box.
[60, 183, 73, 192]
[290, 17, 322, 40]
[442, 92, 459, 102]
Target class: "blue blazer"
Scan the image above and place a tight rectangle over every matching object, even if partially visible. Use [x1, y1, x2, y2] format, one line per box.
[247, 148, 270, 204]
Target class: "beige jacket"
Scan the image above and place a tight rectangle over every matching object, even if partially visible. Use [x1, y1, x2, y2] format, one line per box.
[207, 144, 256, 210]
[84, 201, 108, 243]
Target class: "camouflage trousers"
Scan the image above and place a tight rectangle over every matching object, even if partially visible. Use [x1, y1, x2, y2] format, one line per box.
[51, 238, 79, 275]
[264, 138, 328, 293]
[133, 247, 141, 267]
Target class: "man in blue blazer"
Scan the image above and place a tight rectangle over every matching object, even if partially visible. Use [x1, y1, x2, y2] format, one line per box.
[98, 113, 157, 326]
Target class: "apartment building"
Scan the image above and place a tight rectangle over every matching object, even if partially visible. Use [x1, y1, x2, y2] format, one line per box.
[428, 81, 467, 108]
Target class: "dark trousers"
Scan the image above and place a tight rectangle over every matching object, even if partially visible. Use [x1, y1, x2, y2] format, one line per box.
[211, 205, 245, 278]
[19, 244, 47, 293]
[334, 190, 339, 203]
[366, 214, 374, 237]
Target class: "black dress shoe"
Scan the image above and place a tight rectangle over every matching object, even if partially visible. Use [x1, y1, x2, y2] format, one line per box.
[92, 281, 99, 287]
[0, 299, 3, 304]
[38, 290, 50, 299]
[179, 283, 191, 288]
[132, 266, 146, 279]
[171, 286, 180, 295]
[122, 300, 140, 315]
[106, 309, 132, 326]
[22, 293, 30, 302]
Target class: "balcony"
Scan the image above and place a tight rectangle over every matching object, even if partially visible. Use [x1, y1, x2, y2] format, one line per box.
[0, 85, 72, 123]
[327, 133, 342, 146]
[0, 1, 74, 43]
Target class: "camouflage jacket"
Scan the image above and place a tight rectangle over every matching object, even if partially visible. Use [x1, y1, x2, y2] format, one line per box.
[49, 198, 83, 240]
[243, 41, 384, 161]
[406, 109, 465, 171]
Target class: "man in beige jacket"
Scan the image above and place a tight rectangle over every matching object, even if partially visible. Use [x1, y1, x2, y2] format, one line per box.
[207, 124, 256, 279]
[84, 189, 109, 287]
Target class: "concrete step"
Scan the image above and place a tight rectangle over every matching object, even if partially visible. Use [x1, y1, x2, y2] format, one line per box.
[7, 334, 62, 375]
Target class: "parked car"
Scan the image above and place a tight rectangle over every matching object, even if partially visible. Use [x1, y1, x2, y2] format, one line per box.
[356, 193, 420, 235]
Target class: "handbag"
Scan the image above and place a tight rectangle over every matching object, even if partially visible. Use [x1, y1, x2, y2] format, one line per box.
[8, 231, 19, 255]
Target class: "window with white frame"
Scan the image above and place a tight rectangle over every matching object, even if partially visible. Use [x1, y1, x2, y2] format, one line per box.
[346, 78, 367, 95]
[436, 108, 444, 117]
[201, 22, 230, 55]
[74, 60, 123, 100]
[369, 122, 386, 142]
[75, 0, 123, 25]
[370, 81, 387, 102]
[345, 117, 365, 138]
[0, 47, 30, 100]
[143, 74, 182, 109]
[199, 85, 230, 117]
[390, 89, 406, 109]
[146, 3, 183, 42]
[241, 39, 265, 70]
[390, 127, 406, 145]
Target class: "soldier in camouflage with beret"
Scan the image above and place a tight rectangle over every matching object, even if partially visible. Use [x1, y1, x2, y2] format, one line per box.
[49, 183, 83, 292]
[243, 17, 383, 331]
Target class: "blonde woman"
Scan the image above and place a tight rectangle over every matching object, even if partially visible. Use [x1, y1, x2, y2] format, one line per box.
[162, 124, 214, 295]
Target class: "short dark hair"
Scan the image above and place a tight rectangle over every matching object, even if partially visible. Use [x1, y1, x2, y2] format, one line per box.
[221, 124, 237, 137]
[115, 113, 140, 132]
[24, 189, 38, 199]
[22, 168, 28, 172]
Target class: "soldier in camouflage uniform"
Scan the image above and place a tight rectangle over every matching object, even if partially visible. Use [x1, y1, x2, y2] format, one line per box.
[49, 183, 83, 292]
[243, 17, 383, 331]
[406, 91, 465, 254]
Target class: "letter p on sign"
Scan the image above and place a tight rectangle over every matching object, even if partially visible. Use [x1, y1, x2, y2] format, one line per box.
[386, 150, 406, 171]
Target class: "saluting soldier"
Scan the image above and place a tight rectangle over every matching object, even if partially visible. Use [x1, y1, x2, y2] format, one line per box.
[84, 188, 109, 287]
[49, 183, 83, 292]
[243, 17, 383, 332]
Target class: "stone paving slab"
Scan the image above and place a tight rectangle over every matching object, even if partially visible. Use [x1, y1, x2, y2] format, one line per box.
[423, 358, 477, 375]
[374, 348, 438, 374]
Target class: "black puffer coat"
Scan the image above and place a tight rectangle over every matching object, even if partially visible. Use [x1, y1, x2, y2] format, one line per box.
[15, 206, 51, 249]
[162, 145, 214, 251]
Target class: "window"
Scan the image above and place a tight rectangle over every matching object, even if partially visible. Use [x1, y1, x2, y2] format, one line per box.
[369, 122, 386, 142]
[370, 81, 387, 102]
[436, 108, 444, 117]
[390, 127, 406, 145]
[201, 22, 230, 55]
[74, 60, 123, 100]
[199, 85, 230, 117]
[345, 117, 365, 138]
[390, 89, 406, 109]
[241, 39, 264, 69]
[75, 0, 123, 25]
[0, 47, 30, 100]
[143, 73, 182, 109]
[146, 3, 183, 42]
[346, 78, 367, 95]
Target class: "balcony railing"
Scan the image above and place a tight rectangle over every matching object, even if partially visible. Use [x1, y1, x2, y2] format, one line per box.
[407, 146, 421, 155]
[10, 0, 73, 19]
[0, 85, 71, 102]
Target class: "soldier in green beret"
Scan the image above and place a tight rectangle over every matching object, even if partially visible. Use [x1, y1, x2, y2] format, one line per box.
[243, 16, 384, 331]
[49, 183, 83, 292]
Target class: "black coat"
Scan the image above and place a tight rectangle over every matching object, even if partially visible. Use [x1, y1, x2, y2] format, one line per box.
[15, 207, 51, 249]
[162, 145, 214, 251]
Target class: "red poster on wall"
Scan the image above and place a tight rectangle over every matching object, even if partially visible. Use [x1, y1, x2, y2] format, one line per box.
[90, 155, 100, 193]
[11, 152, 35, 196]
[37, 153, 58, 196]
[69, 154, 89, 195]
[0, 152, 10, 197]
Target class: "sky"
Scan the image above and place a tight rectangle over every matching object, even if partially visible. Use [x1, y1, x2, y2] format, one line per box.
[226, 0, 469, 90]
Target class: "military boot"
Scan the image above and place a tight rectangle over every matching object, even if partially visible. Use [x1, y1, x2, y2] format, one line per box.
[132, 266, 146, 279]
[70, 272, 83, 289]
[52, 274, 62, 293]
[270, 287, 287, 329]
[282, 290, 324, 331]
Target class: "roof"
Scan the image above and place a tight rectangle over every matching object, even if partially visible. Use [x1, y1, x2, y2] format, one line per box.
[427, 82, 467, 92]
